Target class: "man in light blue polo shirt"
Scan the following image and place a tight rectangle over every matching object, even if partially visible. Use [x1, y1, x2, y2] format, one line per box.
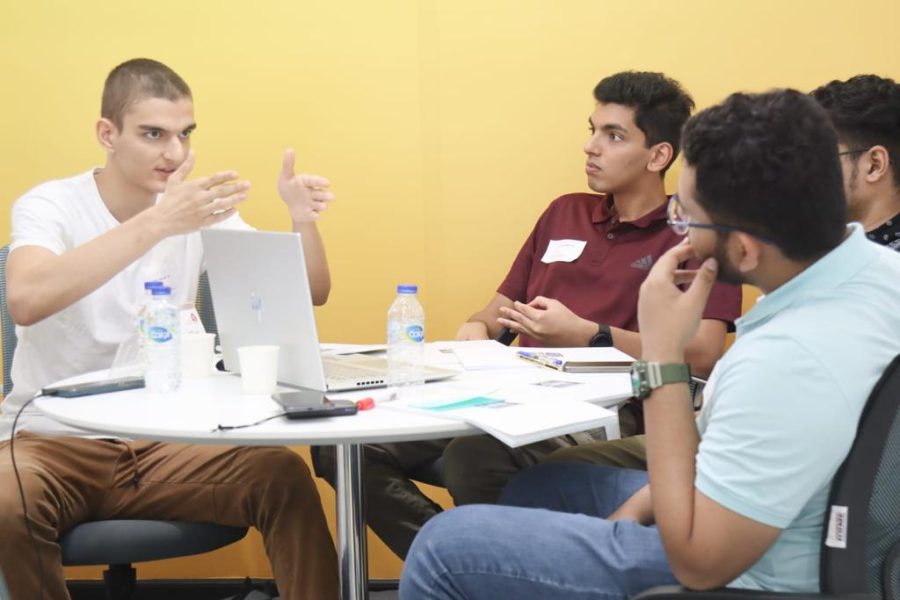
[399, 90, 900, 599]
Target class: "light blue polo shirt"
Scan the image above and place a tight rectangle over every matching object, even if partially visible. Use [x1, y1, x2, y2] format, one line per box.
[695, 224, 900, 592]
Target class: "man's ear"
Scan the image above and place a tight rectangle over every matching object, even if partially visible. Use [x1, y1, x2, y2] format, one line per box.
[647, 142, 674, 174]
[96, 118, 118, 152]
[732, 232, 763, 274]
[864, 145, 891, 183]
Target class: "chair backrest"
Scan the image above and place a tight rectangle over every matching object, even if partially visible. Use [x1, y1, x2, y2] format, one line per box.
[0, 246, 219, 398]
[1, 245, 17, 398]
[821, 353, 900, 598]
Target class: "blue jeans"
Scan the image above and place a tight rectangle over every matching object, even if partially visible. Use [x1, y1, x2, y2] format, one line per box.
[400, 463, 676, 599]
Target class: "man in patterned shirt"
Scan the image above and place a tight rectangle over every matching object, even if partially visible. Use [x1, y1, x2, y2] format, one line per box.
[812, 74, 900, 250]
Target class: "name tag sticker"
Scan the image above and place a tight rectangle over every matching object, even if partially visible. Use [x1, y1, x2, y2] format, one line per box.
[541, 239, 587, 264]
[825, 505, 848, 548]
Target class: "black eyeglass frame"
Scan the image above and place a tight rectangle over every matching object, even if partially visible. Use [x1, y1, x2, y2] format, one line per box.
[666, 194, 774, 244]
[838, 147, 872, 157]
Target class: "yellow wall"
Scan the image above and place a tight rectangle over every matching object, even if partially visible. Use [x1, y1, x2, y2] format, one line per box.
[2, 0, 898, 583]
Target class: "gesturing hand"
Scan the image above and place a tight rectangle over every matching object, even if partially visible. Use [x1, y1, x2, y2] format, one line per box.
[637, 240, 718, 361]
[497, 296, 597, 347]
[277, 148, 335, 223]
[153, 151, 250, 236]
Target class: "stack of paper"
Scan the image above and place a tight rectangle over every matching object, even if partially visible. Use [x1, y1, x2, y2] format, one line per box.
[447, 399, 618, 447]
[384, 377, 624, 447]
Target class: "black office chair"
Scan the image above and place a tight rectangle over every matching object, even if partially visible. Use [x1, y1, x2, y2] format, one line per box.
[637, 353, 900, 600]
[0, 246, 247, 600]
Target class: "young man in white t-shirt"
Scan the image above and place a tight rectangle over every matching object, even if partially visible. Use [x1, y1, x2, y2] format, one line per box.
[0, 58, 339, 599]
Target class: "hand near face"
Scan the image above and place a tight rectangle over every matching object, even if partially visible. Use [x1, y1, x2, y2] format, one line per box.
[278, 148, 335, 223]
[153, 151, 250, 236]
[637, 240, 718, 361]
[497, 296, 596, 347]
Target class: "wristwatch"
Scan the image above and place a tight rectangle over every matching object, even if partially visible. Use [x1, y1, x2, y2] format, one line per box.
[588, 323, 614, 347]
[630, 360, 691, 400]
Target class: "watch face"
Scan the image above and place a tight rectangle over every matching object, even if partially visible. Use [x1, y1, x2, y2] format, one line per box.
[630, 362, 645, 398]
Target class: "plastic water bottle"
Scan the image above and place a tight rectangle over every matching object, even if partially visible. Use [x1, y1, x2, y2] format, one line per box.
[136, 281, 163, 370]
[387, 284, 425, 397]
[144, 286, 181, 393]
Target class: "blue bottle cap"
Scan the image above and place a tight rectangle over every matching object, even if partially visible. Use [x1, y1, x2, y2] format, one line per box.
[144, 280, 163, 290]
[150, 286, 172, 296]
[397, 284, 418, 294]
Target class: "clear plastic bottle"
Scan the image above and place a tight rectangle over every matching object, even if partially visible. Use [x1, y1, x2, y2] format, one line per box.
[144, 286, 181, 393]
[136, 281, 163, 371]
[387, 284, 426, 398]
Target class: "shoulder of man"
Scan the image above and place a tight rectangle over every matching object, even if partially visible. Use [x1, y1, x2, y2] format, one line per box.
[13, 170, 96, 211]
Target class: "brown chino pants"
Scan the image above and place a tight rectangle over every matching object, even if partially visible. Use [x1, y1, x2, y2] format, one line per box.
[0, 433, 338, 600]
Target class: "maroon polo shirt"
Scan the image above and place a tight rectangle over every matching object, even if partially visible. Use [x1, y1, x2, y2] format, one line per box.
[497, 193, 742, 347]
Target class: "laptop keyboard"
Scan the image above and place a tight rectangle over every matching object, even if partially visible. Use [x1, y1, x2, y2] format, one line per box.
[325, 362, 384, 382]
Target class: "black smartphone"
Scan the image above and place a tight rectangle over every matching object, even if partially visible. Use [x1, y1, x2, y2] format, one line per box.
[272, 389, 359, 420]
[42, 376, 145, 398]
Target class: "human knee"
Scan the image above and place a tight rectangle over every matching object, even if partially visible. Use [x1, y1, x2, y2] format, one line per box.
[402, 506, 493, 596]
[242, 447, 316, 499]
[442, 436, 505, 502]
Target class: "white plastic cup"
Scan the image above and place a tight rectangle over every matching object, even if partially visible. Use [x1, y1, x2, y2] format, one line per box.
[180, 332, 217, 379]
[237, 345, 280, 395]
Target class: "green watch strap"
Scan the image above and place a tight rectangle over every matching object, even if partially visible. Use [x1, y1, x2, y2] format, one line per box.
[654, 363, 691, 387]
[630, 360, 691, 400]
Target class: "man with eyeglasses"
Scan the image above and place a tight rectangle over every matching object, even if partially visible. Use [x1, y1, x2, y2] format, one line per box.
[401, 88, 900, 600]
[811, 75, 900, 250]
[312, 71, 741, 560]
[536, 73, 900, 475]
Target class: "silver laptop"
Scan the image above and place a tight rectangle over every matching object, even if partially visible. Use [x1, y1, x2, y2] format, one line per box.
[200, 229, 459, 392]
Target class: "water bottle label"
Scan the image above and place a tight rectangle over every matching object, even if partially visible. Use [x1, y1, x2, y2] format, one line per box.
[405, 324, 425, 343]
[147, 325, 174, 343]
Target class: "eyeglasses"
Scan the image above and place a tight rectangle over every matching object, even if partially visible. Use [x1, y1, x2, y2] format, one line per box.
[666, 194, 773, 243]
[838, 147, 872, 157]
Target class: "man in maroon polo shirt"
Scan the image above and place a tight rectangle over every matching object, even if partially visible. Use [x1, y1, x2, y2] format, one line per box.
[313, 72, 741, 560]
[444, 71, 740, 506]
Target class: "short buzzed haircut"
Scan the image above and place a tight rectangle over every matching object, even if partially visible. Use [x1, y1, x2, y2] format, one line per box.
[101, 58, 192, 129]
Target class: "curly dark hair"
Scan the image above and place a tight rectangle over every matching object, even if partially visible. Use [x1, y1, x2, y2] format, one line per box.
[681, 89, 847, 261]
[593, 72, 695, 173]
[811, 74, 900, 187]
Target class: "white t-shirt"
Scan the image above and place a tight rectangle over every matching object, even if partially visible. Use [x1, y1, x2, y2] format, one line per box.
[0, 169, 252, 439]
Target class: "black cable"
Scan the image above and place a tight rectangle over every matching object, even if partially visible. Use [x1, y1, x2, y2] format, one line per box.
[8, 391, 46, 600]
[214, 412, 288, 431]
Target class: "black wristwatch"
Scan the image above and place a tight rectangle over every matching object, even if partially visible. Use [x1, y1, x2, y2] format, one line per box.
[588, 322, 614, 347]
[630, 360, 692, 400]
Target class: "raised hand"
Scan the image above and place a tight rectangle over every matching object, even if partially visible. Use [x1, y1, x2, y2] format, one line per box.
[637, 240, 718, 362]
[152, 151, 251, 236]
[277, 148, 335, 223]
